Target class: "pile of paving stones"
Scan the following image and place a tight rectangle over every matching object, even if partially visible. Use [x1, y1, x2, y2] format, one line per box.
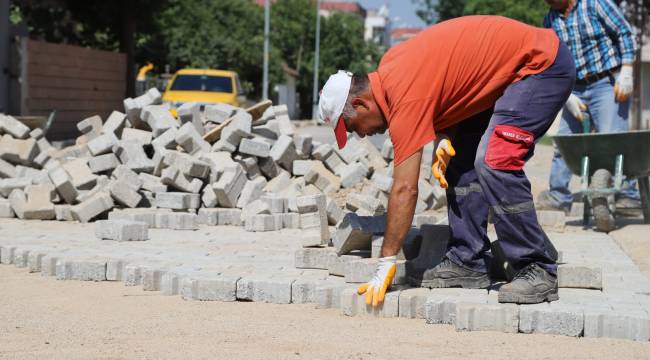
[0, 87, 446, 240]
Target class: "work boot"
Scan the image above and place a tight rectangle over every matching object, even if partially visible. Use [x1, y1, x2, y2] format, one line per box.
[498, 263, 558, 304]
[409, 257, 490, 289]
[536, 190, 570, 214]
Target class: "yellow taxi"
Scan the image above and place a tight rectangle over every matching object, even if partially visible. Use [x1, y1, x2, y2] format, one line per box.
[162, 68, 246, 108]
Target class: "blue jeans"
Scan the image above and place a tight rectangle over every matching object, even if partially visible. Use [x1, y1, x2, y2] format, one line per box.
[445, 42, 575, 276]
[549, 75, 639, 206]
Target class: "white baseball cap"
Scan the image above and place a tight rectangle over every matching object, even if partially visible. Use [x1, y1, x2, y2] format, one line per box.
[318, 70, 352, 149]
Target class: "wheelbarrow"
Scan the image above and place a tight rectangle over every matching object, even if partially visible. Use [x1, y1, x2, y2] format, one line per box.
[553, 126, 650, 232]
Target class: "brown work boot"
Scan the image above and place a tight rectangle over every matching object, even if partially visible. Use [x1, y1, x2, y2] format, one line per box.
[498, 263, 558, 304]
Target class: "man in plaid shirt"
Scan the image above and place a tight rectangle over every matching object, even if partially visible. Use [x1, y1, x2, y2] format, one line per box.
[539, 0, 640, 215]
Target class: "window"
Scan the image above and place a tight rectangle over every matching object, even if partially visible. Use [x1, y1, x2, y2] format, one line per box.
[170, 75, 233, 93]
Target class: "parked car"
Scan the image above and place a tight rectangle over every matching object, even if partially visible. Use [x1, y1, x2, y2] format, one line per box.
[162, 68, 247, 109]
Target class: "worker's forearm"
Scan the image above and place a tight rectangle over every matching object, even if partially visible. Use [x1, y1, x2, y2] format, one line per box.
[380, 181, 418, 257]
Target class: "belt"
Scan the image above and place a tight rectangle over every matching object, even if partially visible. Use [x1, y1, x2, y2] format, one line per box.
[576, 66, 619, 85]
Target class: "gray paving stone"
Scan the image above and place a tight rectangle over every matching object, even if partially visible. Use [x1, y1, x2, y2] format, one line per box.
[519, 303, 584, 337]
[236, 276, 295, 304]
[398, 287, 431, 319]
[558, 264, 603, 290]
[155, 192, 200, 210]
[95, 220, 148, 241]
[424, 289, 488, 325]
[455, 303, 520, 333]
[295, 247, 333, 269]
[584, 309, 650, 341]
[56, 259, 107, 281]
[344, 258, 406, 285]
[70, 192, 114, 223]
[340, 287, 401, 317]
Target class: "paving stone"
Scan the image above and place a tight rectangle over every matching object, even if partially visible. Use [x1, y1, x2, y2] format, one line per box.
[155, 192, 200, 210]
[124, 264, 146, 286]
[346, 193, 384, 215]
[113, 141, 154, 173]
[151, 127, 178, 149]
[141, 104, 178, 137]
[201, 185, 217, 207]
[0, 135, 38, 165]
[239, 137, 271, 157]
[40, 254, 61, 276]
[558, 264, 603, 290]
[155, 212, 199, 230]
[236, 275, 294, 304]
[213, 166, 246, 208]
[56, 259, 107, 281]
[340, 287, 401, 317]
[244, 214, 282, 232]
[332, 213, 384, 255]
[237, 177, 267, 208]
[326, 198, 344, 225]
[77, 115, 103, 140]
[189, 275, 240, 301]
[106, 259, 128, 281]
[269, 135, 297, 171]
[176, 122, 210, 155]
[161, 270, 189, 295]
[0, 198, 15, 218]
[95, 220, 148, 241]
[406, 224, 449, 279]
[295, 247, 333, 269]
[205, 103, 237, 123]
[177, 102, 204, 135]
[291, 274, 330, 304]
[87, 153, 120, 174]
[70, 192, 114, 223]
[142, 268, 167, 291]
[454, 303, 520, 333]
[537, 210, 566, 232]
[8, 188, 26, 219]
[161, 166, 203, 193]
[102, 110, 127, 137]
[13, 248, 29, 267]
[109, 180, 142, 208]
[292, 160, 318, 176]
[121, 128, 153, 145]
[0, 157, 16, 178]
[282, 213, 300, 229]
[27, 251, 46, 273]
[519, 303, 584, 337]
[313, 278, 351, 309]
[398, 287, 431, 319]
[340, 162, 368, 188]
[0, 177, 31, 197]
[424, 289, 489, 325]
[0, 114, 30, 138]
[87, 132, 118, 156]
[23, 184, 56, 220]
[47, 167, 78, 205]
[261, 193, 287, 214]
[112, 165, 144, 190]
[0, 245, 16, 264]
[584, 309, 650, 341]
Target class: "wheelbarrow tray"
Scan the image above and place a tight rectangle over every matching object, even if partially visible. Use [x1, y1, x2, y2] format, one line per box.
[552, 130, 650, 179]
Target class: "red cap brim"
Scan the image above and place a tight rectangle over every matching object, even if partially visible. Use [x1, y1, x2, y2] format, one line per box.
[334, 116, 348, 149]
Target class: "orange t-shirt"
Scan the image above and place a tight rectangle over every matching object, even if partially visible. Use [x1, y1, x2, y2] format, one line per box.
[369, 16, 559, 166]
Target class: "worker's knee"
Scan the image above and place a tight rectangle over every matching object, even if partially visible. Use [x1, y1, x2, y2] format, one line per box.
[483, 125, 534, 171]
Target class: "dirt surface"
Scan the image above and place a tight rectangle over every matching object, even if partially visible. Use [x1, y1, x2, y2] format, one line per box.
[1, 266, 649, 360]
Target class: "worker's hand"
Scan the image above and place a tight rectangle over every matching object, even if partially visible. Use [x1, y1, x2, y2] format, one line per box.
[432, 137, 455, 189]
[357, 256, 397, 307]
[564, 94, 587, 122]
[614, 65, 633, 102]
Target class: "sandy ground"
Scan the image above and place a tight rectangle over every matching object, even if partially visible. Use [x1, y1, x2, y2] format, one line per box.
[1, 267, 650, 360]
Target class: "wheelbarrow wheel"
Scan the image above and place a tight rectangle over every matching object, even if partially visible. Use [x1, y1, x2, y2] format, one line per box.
[591, 169, 616, 233]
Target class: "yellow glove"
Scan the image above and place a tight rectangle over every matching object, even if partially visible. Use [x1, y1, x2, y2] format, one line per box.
[432, 138, 456, 189]
[357, 256, 397, 307]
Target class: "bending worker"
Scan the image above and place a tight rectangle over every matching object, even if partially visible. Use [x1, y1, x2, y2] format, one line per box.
[318, 16, 575, 305]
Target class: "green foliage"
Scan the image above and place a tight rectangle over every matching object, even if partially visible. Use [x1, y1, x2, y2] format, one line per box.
[414, 0, 550, 26]
[463, 0, 549, 26]
[156, 0, 265, 95]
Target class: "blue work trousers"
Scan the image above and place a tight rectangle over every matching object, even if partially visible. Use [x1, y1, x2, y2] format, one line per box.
[549, 75, 639, 206]
[444, 43, 575, 276]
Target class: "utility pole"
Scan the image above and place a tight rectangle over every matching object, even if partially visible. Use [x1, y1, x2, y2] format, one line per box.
[630, 0, 648, 130]
[0, 0, 10, 113]
[262, 0, 270, 101]
[311, 0, 321, 119]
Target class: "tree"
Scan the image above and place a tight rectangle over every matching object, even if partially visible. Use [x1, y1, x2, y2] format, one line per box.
[413, 0, 548, 26]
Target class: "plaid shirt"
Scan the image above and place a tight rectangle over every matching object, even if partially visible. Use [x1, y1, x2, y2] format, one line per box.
[544, 0, 637, 80]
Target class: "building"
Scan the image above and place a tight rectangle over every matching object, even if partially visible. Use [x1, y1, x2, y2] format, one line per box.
[364, 5, 391, 48]
[390, 27, 421, 47]
[319, 1, 366, 18]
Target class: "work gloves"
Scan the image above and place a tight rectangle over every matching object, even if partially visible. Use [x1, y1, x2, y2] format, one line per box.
[432, 137, 455, 189]
[614, 65, 633, 102]
[565, 94, 587, 122]
[357, 256, 397, 307]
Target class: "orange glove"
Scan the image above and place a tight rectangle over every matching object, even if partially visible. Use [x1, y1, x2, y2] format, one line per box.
[357, 256, 397, 307]
[432, 138, 455, 189]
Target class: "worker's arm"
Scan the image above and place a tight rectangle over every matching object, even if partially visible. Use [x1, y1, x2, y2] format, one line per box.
[357, 148, 422, 307]
[381, 148, 422, 257]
